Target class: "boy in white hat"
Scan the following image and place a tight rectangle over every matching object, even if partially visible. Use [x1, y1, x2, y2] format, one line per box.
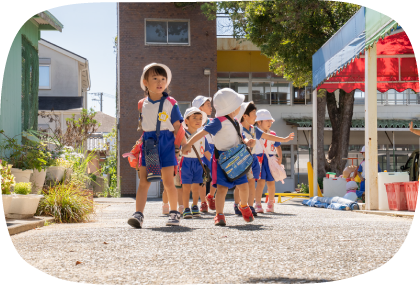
[357, 146, 382, 199]
[233, 101, 259, 217]
[178, 107, 212, 218]
[254, 109, 294, 213]
[192, 95, 216, 212]
[183, 88, 257, 226]
[127, 63, 184, 228]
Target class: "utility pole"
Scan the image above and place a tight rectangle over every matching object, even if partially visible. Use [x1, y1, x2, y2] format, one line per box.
[91, 92, 103, 112]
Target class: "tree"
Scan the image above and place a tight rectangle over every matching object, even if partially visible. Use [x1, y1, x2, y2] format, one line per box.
[181, 1, 360, 176]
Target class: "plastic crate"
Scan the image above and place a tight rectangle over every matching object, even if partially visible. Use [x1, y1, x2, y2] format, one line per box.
[385, 183, 397, 210]
[391, 182, 408, 211]
[404, 181, 419, 212]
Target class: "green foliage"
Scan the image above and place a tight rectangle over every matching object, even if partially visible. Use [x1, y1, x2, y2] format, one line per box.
[63, 108, 100, 149]
[69, 148, 97, 190]
[0, 160, 15, 194]
[199, 1, 360, 87]
[297, 183, 309, 194]
[0, 130, 51, 171]
[36, 183, 95, 223]
[14, 182, 32, 195]
[318, 177, 324, 190]
[101, 128, 119, 197]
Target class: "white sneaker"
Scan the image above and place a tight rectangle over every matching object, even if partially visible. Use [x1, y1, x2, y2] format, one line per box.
[166, 211, 181, 226]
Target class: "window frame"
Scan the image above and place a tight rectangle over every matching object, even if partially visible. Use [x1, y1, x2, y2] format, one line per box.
[144, 18, 191, 46]
[39, 64, 51, 90]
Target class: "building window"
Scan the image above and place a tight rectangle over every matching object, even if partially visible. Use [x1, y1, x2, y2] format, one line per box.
[39, 65, 51, 89]
[177, 102, 191, 117]
[145, 19, 190, 45]
[354, 89, 420, 105]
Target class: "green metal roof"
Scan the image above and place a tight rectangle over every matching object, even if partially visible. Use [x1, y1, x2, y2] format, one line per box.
[284, 118, 420, 129]
[33, 11, 63, 32]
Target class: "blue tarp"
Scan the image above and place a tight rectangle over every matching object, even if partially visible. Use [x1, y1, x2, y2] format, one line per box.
[302, 196, 360, 211]
[312, 8, 366, 88]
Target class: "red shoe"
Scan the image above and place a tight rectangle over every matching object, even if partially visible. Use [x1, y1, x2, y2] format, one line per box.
[238, 205, 254, 223]
[206, 194, 216, 210]
[200, 202, 208, 213]
[214, 214, 226, 226]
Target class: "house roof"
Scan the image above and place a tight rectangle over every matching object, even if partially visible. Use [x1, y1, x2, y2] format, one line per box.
[39, 39, 87, 61]
[33, 11, 63, 32]
[94, 111, 116, 133]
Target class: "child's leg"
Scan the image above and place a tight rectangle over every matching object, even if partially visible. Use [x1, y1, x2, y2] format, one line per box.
[255, 179, 266, 205]
[215, 185, 228, 215]
[177, 187, 183, 207]
[162, 188, 168, 204]
[267, 181, 276, 201]
[209, 184, 217, 197]
[248, 179, 256, 206]
[161, 166, 178, 211]
[236, 183, 249, 207]
[182, 184, 192, 209]
[192, 183, 200, 206]
[199, 184, 206, 203]
[136, 166, 151, 213]
[233, 187, 240, 204]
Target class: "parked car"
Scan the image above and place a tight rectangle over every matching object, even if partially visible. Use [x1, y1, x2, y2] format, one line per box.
[400, 150, 419, 181]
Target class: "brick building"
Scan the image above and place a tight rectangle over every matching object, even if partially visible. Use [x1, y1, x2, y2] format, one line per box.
[117, 3, 217, 196]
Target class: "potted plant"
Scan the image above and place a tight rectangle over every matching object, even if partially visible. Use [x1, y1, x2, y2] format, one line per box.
[1, 160, 15, 215]
[8, 182, 43, 219]
[47, 157, 70, 182]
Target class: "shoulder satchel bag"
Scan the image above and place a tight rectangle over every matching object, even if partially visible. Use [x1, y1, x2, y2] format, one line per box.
[184, 133, 212, 185]
[143, 96, 166, 182]
[214, 116, 253, 182]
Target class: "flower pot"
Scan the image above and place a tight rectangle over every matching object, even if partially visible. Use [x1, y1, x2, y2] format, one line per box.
[7, 194, 43, 219]
[2, 195, 13, 215]
[46, 166, 66, 182]
[65, 168, 73, 181]
[30, 169, 47, 194]
[11, 168, 33, 183]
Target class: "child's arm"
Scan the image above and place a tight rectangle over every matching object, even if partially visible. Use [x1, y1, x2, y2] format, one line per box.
[261, 132, 295, 143]
[244, 138, 256, 148]
[173, 121, 187, 147]
[275, 145, 282, 165]
[204, 151, 212, 161]
[409, 121, 420, 136]
[183, 129, 208, 155]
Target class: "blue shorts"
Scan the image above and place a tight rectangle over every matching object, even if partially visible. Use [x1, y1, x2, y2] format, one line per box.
[259, 154, 275, 182]
[141, 130, 178, 168]
[211, 151, 248, 188]
[180, 157, 203, 184]
[356, 181, 365, 197]
[251, 154, 260, 180]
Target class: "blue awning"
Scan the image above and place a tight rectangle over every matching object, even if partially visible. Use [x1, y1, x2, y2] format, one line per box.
[312, 8, 366, 88]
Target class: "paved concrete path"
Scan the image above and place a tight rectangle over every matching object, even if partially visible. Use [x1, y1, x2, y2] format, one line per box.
[10, 199, 412, 284]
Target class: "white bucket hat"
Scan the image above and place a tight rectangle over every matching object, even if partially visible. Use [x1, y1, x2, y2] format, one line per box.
[360, 146, 365, 153]
[255, 109, 275, 122]
[182, 107, 207, 129]
[140, 63, 172, 91]
[213, 88, 244, 117]
[192, 95, 212, 108]
[235, 101, 251, 121]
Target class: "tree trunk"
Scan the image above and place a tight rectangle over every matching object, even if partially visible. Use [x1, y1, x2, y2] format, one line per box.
[325, 89, 355, 176]
[316, 90, 327, 178]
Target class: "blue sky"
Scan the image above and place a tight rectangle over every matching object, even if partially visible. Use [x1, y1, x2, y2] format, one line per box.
[41, 2, 117, 117]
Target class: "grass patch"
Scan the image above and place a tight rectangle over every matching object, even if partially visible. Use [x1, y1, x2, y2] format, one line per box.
[36, 183, 95, 223]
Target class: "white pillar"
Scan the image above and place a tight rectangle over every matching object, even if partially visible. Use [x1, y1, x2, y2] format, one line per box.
[312, 89, 318, 197]
[365, 44, 379, 210]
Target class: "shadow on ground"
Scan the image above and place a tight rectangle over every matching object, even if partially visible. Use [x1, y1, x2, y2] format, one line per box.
[226, 224, 268, 231]
[245, 276, 332, 284]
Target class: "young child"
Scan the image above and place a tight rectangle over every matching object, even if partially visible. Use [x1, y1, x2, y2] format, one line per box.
[233, 102, 259, 217]
[192, 95, 215, 212]
[178, 107, 212, 218]
[254, 109, 294, 213]
[357, 146, 382, 200]
[127, 63, 184, 228]
[183, 88, 256, 226]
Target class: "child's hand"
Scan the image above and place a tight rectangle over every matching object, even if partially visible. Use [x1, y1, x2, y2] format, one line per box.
[276, 157, 282, 165]
[246, 139, 256, 148]
[182, 144, 192, 155]
[287, 133, 295, 141]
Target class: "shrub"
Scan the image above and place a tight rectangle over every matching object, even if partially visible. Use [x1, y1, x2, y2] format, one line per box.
[14, 182, 32, 195]
[36, 183, 95, 223]
[0, 160, 15, 194]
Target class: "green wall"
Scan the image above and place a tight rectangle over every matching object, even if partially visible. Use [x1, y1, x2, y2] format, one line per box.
[1, 19, 40, 140]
